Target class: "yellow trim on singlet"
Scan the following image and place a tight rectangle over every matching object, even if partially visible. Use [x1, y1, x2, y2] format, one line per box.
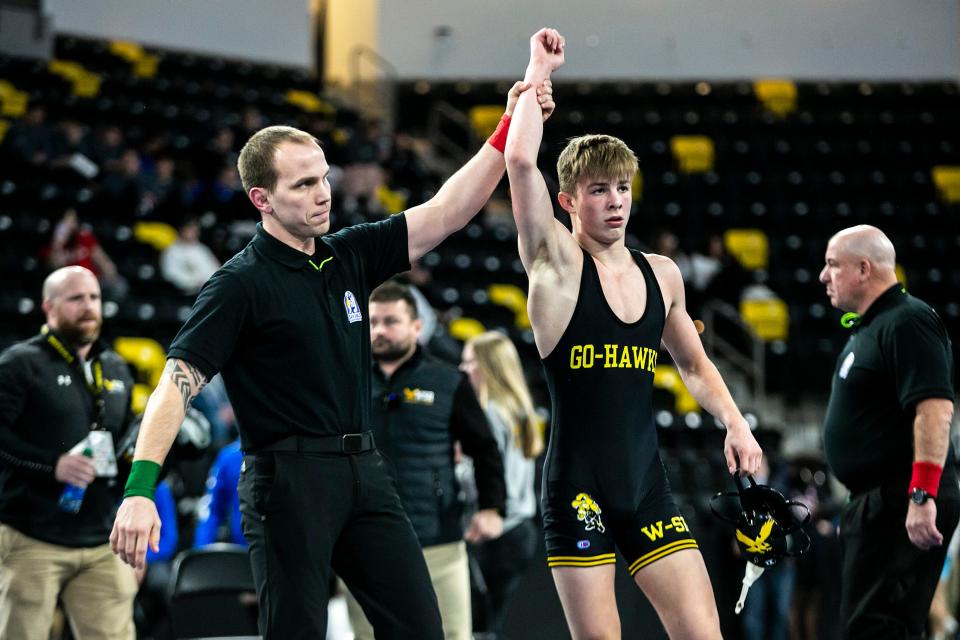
[628, 540, 699, 575]
[547, 552, 617, 568]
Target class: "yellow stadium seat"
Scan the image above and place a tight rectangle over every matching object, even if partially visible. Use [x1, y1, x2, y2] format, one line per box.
[131, 383, 152, 415]
[653, 364, 700, 414]
[448, 317, 486, 341]
[134, 54, 159, 79]
[285, 89, 335, 114]
[932, 166, 960, 203]
[375, 184, 408, 215]
[468, 105, 504, 139]
[0, 81, 28, 118]
[754, 79, 797, 118]
[631, 170, 643, 203]
[106, 40, 158, 78]
[114, 337, 167, 387]
[739, 298, 789, 341]
[895, 263, 907, 288]
[487, 283, 530, 329]
[724, 229, 769, 270]
[134, 221, 178, 251]
[670, 136, 714, 173]
[109, 40, 144, 62]
[48, 60, 101, 98]
[0, 119, 9, 144]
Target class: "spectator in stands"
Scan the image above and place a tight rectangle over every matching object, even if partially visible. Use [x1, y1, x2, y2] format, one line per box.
[101, 148, 148, 210]
[344, 281, 505, 640]
[199, 127, 239, 181]
[86, 125, 126, 173]
[687, 233, 750, 315]
[236, 106, 265, 141]
[653, 230, 692, 283]
[0, 104, 54, 167]
[45, 208, 128, 301]
[193, 438, 245, 547]
[47, 119, 96, 183]
[461, 331, 543, 639]
[394, 260, 462, 365]
[160, 217, 221, 294]
[0, 266, 138, 639]
[820, 224, 959, 639]
[191, 374, 237, 447]
[200, 165, 248, 219]
[138, 155, 183, 218]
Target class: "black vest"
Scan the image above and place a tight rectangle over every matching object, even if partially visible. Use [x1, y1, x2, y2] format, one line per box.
[370, 348, 464, 547]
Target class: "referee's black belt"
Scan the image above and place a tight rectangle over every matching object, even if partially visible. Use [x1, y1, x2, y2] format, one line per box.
[255, 431, 376, 455]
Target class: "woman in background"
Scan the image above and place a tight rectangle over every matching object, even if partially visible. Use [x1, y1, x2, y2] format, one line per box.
[461, 331, 543, 638]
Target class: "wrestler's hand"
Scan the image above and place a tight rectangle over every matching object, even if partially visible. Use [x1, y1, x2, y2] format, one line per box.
[530, 28, 565, 72]
[503, 79, 555, 122]
[55, 452, 96, 487]
[464, 508, 504, 543]
[110, 496, 161, 570]
[906, 500, 942, 550]
[724, 419, 762, 476]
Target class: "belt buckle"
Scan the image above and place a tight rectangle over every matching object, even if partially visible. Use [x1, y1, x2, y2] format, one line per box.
[341, 433, 364, 453]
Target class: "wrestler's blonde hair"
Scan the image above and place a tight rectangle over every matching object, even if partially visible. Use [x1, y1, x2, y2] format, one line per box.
[557, 134, 638, 195]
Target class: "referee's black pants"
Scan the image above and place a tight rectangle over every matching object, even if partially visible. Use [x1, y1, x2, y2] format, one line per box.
[239, 448, 444, 640]
[839, 470, 960, 640]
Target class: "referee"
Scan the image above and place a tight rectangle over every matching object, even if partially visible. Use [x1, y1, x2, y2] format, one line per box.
[820, 224, 959, 640]
[108, 72, 555, 638]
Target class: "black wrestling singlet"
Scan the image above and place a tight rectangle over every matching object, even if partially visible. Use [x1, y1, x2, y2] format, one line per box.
[541, 248, 666, 507]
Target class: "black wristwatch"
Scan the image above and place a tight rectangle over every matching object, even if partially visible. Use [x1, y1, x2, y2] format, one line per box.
[910, 488, 934, 505]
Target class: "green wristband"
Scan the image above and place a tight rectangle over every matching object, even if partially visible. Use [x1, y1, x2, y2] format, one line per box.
[123, 460, 162, 500]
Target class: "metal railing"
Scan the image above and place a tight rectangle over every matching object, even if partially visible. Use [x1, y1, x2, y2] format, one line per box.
[427, 100, 472, 167]
[701, 299, 766, 414]
[348, 44, 398, 131]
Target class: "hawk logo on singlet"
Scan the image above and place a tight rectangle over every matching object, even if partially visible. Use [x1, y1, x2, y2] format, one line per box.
[343, 291, 362, 323]
[569, 343, 658, 371]
[736, 518, 775, 555]
[571, 492, 605, 533]
[104, 379, 126, 394]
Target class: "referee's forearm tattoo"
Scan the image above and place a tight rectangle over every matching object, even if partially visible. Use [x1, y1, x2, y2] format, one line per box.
[164, 359, 208, 412]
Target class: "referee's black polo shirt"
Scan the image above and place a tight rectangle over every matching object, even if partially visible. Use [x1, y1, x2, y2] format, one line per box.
[824, 284, 955, 494]
[168, 215, 410, 451]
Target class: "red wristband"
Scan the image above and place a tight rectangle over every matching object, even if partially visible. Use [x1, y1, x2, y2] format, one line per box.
[486, 114, 511, 153]
[909, 461, 943, 497]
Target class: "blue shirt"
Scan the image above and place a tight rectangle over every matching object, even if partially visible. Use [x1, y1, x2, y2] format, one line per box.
[193, 440, 245, 547]
[146, 479, 179, 563]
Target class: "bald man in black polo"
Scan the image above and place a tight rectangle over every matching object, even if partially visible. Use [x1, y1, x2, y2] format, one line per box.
[820, 224, 958, 640]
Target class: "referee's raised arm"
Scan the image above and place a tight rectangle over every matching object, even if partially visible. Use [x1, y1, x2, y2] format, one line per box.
[405, 76, 555, 263]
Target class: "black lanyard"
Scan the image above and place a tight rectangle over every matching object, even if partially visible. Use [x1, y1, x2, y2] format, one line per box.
[41, 324, 106, 431]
